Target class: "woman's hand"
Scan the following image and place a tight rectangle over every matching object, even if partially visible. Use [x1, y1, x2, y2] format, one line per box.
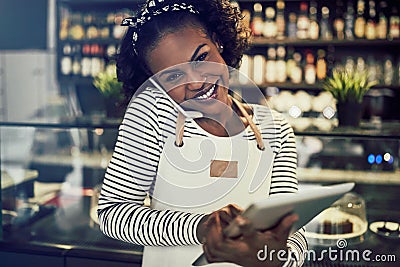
[202, 211, 299, 267]
[196, 204, 242, 243]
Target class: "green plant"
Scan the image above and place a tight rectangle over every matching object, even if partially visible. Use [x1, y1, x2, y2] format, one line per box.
[93, 67, 123, 99]
[323, 69, 378, 103]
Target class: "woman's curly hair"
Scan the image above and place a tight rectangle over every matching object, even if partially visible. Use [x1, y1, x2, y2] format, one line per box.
[116, 0, 251, 106]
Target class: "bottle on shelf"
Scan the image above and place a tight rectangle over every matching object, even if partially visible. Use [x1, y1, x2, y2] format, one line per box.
[297, 2, 310, 40]
[81, 57, 92, 77]
[365, 0, 377, 40]
[275, 46, 287, 83]
[287, 12, 297, 39]
[377, 1, 388, 40]
[291, 52, 303, 84]
[99, 13, 110, 39]
[388, 7, 400, 40]
[320, 6, 333, 40]
[345, 56, 355, 73]
[275, 0, 286, 40]
[263, 7, 277, 38]
[286, 47, 296, 80]
[383, 56, 394, 86]
[308, 1, 319, 40]
[334, 0, 345, 40]
[304, 51, 316, 85]
[69, 13, 85, 40]
[316, 49, 327, 81]
[356, 56, 367, 72]
[72, 56, 81, 76]
[253, 54, 265, 85]
[59, 7, 70, 41]
[354, 0, 366, 38]
[265, 47, 277, 83]
[84, 13, 99, 40]
[366, 55, 378, 83]
[251, 3, 264, 37]
[344, 0, 355, 40]
[60, 56, 72, 76]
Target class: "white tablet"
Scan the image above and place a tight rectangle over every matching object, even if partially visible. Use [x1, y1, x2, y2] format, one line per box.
[192, 182, 355, 266]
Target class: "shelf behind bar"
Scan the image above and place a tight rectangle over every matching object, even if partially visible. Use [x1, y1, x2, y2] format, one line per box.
[251, 37, 400, 47]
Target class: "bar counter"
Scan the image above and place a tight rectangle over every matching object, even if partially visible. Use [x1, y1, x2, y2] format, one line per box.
[1, 185, 399, 267]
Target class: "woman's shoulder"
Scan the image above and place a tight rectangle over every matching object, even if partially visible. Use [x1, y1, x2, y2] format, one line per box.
[252, 104, 288, 126]
[127, 87, 176, 112]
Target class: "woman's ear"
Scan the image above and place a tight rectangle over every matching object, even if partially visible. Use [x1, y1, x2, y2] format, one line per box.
[212, 33, 224, 53]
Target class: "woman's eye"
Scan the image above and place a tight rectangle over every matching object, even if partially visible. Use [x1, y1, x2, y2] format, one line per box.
[196, 52, 208, 62]
[166, 73, 183, 82]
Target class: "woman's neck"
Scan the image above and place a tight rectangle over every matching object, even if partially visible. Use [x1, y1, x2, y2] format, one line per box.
[194, 99, 251, 137]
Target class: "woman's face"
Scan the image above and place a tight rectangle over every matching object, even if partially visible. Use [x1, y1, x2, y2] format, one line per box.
[145, 26, 230, 116]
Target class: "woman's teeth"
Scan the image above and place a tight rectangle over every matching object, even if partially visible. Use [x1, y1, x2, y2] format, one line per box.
[195, 84, 216, 100]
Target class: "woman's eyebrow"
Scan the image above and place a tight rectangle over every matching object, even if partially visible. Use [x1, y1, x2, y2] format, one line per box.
[190, 44, 207, 61]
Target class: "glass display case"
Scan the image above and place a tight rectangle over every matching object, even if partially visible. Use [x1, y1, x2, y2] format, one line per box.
[0, 119, 143, 267]
[1, 117, 400, 267]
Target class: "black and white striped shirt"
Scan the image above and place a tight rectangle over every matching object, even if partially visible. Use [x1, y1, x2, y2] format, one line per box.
[98, 88, 307, 266]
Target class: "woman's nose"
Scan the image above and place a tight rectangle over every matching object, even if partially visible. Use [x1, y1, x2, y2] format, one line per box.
[186, 70, 206, 91]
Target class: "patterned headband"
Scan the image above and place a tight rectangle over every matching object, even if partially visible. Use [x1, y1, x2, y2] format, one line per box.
[121, 0, 200, 55]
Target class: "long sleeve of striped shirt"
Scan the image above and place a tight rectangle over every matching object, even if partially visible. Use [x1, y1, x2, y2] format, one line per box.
[97, 88, 307, 264]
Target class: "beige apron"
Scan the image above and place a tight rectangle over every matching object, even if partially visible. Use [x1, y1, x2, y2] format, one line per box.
[142, 100, 275, 267]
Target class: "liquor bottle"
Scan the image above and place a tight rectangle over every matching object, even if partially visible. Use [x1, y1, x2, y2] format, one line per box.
[304, 51, 316, 84]
[326, 46, 335, 77]
[316, 49, 327, 81]
[383, 56, 394, 85]
[291, 52, 303, 84]
[345, 56, 355, 73]
[367, 55, 378, 83]
[354, 0, 366, 38]
[253, 54, 265, 85]
[377, 1, 388, 40]
[345, 1, 355, 40]
[263, 7, 277, 38]
[113, 11, 127, 39]
[72, 56, 81, 76]
[59, 7, 70, 40]
[286, 47, 296, 79]
[265, 47, 277, 83]
[251, 3, 264, 37]
[356, 56, 367, 72]
[84, 13, 96, 39]
[81, 57, 92, 77]
[308, 1, 319, 40]
[334, 0, 345, 40]
[60, 56, 72, 76]
[320, 6, 333, 40]
[388, 7, 400, 39]
[275, 46, 287, 82]
[287, 13, 297, 39]
[239, 54, 253, 84]
[297, 2, 310, 40]
[365, 0, 377, 40]
[276, 0, 286, 40]
[99, 12, 110, 39]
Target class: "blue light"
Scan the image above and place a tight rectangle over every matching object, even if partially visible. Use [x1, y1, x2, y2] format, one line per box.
[376, 154, 383, 164]
[388, 156, 394, 164]
[367, 154, 375, 164]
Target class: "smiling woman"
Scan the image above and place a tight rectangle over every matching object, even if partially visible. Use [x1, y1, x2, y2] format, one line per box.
[97, 1, 308, 267]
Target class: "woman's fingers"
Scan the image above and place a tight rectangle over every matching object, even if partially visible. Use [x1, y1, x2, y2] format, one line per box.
[272, 213, 299, 238]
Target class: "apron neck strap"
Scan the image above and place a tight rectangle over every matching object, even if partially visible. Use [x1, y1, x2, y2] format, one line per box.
[175, 97, 265, 151]
[230, 97, 265, 151]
